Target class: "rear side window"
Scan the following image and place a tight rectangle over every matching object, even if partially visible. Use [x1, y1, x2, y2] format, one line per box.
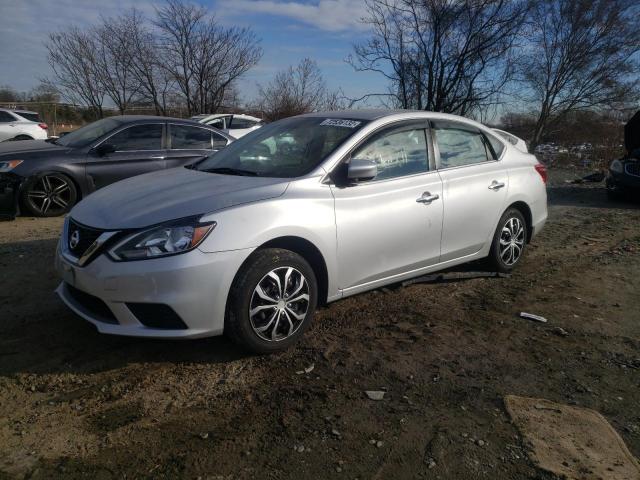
[352, 127, 429, 181]
[230, 117, 257, 129]
[432, 122, 496, 168]
[108, 124, 163, 151]
[0, 111, 16, 122]
[16, 112, 41, 122]
[171, 125, 213, 150]
[486, 133, 505, 158]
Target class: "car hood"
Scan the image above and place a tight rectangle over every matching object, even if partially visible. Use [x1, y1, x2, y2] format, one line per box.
[70, 167, 290, 229]
[0, 139, 69, 157]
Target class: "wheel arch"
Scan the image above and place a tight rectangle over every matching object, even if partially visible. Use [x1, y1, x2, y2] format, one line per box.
[250, 236, 330, 306]
[506, 200, 533, 243]
[21, 169, 83, 201]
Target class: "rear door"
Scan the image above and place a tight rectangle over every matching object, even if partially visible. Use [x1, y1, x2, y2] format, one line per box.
[432, 120, 508, 262]
[85, 123, 165, 190]
[164, 124, 230, 169]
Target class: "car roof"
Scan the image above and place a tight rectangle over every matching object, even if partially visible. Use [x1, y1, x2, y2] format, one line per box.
[104, 115, 235, 140]
[300, 109, 501, 134]
[0, 108, 38, 114]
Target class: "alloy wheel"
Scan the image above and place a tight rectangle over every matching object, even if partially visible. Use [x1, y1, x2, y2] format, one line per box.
[499, 217, 525, 266]
[26, 175, 72, 215]
[249, 266, 310, 342]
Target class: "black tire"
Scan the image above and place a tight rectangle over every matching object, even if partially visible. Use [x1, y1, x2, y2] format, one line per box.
[20, 172, 78, 217]
[225, 248, 318, 354]
[487, 208, 527, 273]
[606, 187, 624, 201]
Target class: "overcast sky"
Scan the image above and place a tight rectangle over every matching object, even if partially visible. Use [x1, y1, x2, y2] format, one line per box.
[0, 0, 386, 105]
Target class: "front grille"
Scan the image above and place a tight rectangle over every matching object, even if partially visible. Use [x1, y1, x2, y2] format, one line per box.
[625, 162, 640, 177]
[126, 303, 188, 330]
[66, 284, 118, 324]
[68, 219, 104, 258]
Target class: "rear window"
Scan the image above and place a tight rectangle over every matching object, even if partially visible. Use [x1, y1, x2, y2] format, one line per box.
[15, 112, 41, 122]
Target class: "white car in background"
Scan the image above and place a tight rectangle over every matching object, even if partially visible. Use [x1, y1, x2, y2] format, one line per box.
[191, 113, 263, 139]
[0, 108, 48, 141]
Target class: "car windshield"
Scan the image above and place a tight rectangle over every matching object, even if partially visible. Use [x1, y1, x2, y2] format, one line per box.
[56, 118, 124, 148]
[196, 116, 367, 177]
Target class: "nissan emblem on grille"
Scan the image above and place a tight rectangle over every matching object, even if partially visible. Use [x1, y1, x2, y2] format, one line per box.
[69, 229, 80, 250]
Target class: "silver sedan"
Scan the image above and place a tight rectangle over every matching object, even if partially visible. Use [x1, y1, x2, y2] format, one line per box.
[55, 110, 547, 353]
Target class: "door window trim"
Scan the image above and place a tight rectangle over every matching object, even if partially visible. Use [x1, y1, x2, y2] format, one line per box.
[324, 119, 437, 186]
[92, 122, 166, 153]
[430, 119, 506, 171]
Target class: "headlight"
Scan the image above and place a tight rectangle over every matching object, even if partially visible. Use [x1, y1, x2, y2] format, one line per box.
[610, 159, 623, 173]
[109, 218, 216, 261]
[0, 160, 23, 173]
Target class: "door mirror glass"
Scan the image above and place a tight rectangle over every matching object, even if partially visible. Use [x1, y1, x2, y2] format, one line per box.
[347, 159, 378, 181]
[95, 143, 116, 156]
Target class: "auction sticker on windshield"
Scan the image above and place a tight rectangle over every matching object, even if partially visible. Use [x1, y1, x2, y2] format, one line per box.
[319, 119, 362, 128]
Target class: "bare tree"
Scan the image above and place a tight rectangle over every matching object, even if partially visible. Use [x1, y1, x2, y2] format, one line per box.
[44, 28, 105, 117]
[155, 0, 262, 115]
[92, 14, 143, 114]
[114, 9, 174, 115]
[522, 0, 640, 148]
[349, 0, 530, 115]
[257, 58, 343, 121]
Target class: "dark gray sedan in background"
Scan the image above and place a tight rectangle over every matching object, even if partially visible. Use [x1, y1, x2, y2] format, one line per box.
[0, 116, 233, 218]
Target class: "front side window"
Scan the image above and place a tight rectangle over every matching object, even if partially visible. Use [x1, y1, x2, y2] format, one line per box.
[196, 116, 367, 178]
[171, 125, 213, 150]
[107, 124, 163, 151]
[352, 127, 429, 181]
[433, 122, 498, 168]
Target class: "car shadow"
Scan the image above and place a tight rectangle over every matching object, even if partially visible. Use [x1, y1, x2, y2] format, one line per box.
[548, 184, 640, 209]
[0, 238, 252, 377]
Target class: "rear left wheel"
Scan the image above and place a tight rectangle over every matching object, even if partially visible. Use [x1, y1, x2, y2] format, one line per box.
[488, 208, 527, 273]
[225, 248, 318, 353]
[20, 173, 77, 217]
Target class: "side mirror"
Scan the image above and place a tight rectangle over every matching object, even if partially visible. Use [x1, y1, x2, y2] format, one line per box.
[347, 159, 378, 182]
[94, 143, 116, 156]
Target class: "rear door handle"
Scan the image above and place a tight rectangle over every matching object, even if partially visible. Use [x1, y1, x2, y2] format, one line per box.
[488, 181, 505, 190]
[416, 192, 440, 204]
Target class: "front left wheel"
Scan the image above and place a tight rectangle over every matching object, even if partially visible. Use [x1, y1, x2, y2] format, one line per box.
[20, 173, 78, 217]
[225, 248, 318, 353]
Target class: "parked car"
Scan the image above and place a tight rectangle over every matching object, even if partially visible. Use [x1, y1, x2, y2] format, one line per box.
[0, 108, 48, 142]
[191, 113, 263, 138]
[607, 110, 640, 199]
[55, 110, 548, 353]
[492, 128, 528, 153]
[0, 116, 233, 217]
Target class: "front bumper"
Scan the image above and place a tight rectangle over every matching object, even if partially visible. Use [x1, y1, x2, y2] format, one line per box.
[55, 242, 254, 339]
[0, 173, 21, 220]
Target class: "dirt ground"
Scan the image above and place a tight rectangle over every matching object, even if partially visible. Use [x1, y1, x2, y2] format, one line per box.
[0, 168, 638, 480]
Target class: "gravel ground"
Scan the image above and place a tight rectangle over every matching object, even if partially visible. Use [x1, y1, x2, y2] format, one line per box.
[0, 168, 638, 479]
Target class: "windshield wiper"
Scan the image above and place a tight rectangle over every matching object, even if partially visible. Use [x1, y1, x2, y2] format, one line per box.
[200, 167, 259, 176]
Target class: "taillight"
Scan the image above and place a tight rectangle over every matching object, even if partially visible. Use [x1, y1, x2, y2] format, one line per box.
[38, 123, 48, 130]
[534, 163, 547, 184]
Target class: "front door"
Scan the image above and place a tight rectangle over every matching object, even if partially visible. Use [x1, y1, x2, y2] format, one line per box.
[330, 123, 443, 293]
[431, 120, 509, 261]
[85, 123, 166, 190]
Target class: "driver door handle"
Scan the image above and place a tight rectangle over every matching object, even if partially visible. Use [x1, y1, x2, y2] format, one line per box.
[416, 192, 440, 204]
[488, 180, 505, 190]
